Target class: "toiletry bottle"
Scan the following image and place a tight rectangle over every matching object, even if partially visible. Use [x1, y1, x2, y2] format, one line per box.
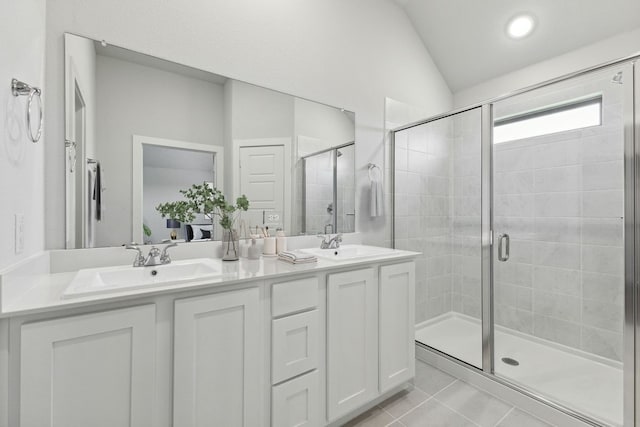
[240, 238, 249, 258]
[276, 229, 287, 254]
[248, 235, 261, 260]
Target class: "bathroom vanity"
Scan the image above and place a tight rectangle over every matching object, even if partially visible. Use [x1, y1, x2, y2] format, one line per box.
[0, 245, 416, 427]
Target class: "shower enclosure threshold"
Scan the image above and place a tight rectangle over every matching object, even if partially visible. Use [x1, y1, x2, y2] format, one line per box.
[415, 312, 622, 427]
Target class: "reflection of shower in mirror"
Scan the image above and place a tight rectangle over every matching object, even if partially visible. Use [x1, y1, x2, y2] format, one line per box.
[63, 32, 356, 248]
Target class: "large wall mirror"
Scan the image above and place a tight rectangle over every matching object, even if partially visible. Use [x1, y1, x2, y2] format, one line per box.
[64, 33, 356, 249]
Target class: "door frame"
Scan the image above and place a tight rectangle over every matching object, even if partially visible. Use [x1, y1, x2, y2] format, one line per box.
[232, 137, 292, 233]
[132, 135, 224, 244]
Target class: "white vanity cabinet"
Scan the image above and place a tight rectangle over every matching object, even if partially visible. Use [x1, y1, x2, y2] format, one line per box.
[4, 253, 417, 427]
[326, 262, 416, 422]
[326, 268, 378, 420]
[19, 304, 157, 427]
[379, 262, 415, 392]
[173, 287, 261, 427]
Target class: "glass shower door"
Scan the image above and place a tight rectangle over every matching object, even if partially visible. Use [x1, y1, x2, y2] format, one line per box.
[395, 107, 483, 368]
[491, 63, 631, 427]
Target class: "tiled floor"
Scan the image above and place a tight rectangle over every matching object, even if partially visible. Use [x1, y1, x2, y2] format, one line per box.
[344, 360, 553, 427]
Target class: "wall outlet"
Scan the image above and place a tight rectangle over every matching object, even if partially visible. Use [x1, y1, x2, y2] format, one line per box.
[15, 214, 24, 254]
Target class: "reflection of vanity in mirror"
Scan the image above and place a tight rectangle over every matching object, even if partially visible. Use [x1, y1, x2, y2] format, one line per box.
[64, 33, 356, 249]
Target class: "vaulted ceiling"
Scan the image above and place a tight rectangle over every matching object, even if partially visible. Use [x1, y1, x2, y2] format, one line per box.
[393, 0, 640, 92]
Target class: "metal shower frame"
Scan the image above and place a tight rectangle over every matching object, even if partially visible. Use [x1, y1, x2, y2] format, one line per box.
[390, 53, 640, 426]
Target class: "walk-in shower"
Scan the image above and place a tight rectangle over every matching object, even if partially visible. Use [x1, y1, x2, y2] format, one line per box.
[392, 58, 638, 426]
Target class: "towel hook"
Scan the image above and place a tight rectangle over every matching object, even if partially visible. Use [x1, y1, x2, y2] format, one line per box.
[367, 162, 382, 181]
[11, 78, 43, 143]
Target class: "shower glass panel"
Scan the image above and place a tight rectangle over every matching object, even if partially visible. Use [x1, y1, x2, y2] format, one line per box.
[335, 144, 356, 233]
[395, 107, 483, 368]
[491, 64, 628, 427]
[303, 150, 334, 234]
[302, 143, 356, 235]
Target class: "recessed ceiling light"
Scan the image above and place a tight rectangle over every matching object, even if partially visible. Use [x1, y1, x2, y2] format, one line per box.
[507, 14, 535, 39]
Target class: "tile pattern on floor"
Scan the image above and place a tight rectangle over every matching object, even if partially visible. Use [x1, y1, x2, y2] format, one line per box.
[343, 360, 554, 427]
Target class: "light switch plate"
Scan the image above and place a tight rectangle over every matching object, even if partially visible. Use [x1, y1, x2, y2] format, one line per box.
[15, 214, 24, 254]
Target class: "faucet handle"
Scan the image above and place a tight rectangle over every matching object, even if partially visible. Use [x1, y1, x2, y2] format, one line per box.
[316, 234, 330, 248]
[125, 243, 145, 267]
[160, 242, 178, 264]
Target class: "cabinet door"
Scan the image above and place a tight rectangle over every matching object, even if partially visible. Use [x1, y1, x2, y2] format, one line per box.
[326, 268, 377, 421]
[272, 370, 319, 427]
[379, 262, 415, 392]
[173, 287, 260, 427]
[20, 305, 156, 427]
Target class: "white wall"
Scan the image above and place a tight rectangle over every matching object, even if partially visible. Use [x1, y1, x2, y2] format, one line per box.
[454, 27, 640, 107]
[64, 34, 96, 158]
[0, 0, 46, 271]
[294, 97, 355, 151]
[45, 0, 453, 250]
[94, 55, 224, 247]
[229, 80, 294, 140]
[64, 34, 96, 248]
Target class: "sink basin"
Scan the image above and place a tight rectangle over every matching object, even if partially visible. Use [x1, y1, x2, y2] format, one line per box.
[299, 244, 396, 262]
[62, 258, 222, 299]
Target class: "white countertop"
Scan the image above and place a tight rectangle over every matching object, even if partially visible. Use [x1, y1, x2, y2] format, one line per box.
[0, 247, 419, 318]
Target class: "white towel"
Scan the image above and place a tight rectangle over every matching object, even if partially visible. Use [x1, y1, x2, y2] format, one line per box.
[370, 178, 384, 217]
[278, 250, 318, 264]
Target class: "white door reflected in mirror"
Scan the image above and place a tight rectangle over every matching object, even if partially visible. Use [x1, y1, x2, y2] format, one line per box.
[63, 33, 356, 249]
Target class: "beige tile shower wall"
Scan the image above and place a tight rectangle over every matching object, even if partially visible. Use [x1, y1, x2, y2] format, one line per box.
[492, 78, 625, 361]
[395, 120, 453, 324]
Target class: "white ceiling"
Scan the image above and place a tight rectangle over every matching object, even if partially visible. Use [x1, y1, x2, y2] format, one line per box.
[395, 0, 640, 92]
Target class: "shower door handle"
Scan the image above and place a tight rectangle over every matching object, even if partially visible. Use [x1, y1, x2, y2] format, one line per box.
[497, 233, 510, 262]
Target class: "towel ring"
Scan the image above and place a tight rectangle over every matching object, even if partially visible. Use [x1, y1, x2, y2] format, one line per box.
[12, 78, 43, 143]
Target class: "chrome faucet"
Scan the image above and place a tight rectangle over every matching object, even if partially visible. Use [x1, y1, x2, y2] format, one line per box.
[144, 246, 162, 266]
[318, 233, 343, 249]
[160, 241, 178, 264]
[125, 242, 177, 267]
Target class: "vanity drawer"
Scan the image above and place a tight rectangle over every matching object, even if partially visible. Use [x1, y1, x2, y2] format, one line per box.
[272, 370, 320, 427]
[272, 310, 319, 384]
[271, 277, 318, 317]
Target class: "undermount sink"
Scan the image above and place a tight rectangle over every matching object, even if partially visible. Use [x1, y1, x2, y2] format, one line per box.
[299, 244, 396, 262]
[62, 258, 222, 299]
